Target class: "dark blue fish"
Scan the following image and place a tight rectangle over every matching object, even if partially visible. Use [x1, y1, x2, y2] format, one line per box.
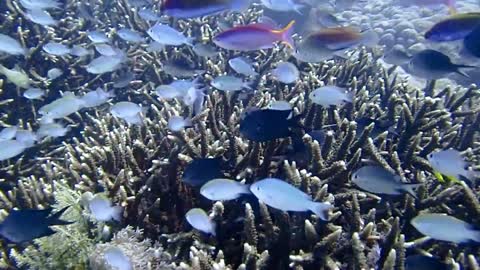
[161, 0, 250, 18]
[0, 207, 71, 243]
[239, 107, 301, 142]
[405, 255, 450, 270]
[464, 24, 480, 57]
[308, 129, 326, 144]
[182, 158, 223, 186]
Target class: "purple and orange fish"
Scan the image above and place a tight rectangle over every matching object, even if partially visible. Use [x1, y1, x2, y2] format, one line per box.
[213, 20, 296, 51]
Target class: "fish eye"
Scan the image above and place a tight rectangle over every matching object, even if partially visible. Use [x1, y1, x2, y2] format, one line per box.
[428, 154, 433, 158]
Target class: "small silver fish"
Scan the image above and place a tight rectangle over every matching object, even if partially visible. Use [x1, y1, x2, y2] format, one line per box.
[104, 247, 132, 270]
[87, 30, 110, 43]
[95, 44, 118, 56]
[43, 42, 71, 56]
[39, 92, 85, 120]
[26, 9, 57, 26]
[117, 28, 144, 43]
[47, 68, 63, 80]
[0, 34, 26, 55]
[428, 149, 476, 182]
[309, 86, 353, 107]
[228, 57, 258, 76]
[146, 41, 165, 53]
[351, 166, 422, 198]
[260, 0, 304, 14]
[0, 64, 30, 89]
[70, 45, 91, 57]
[162, 61, 204, 78]
[0, 140, 28, 161]
[200, 178, 251, 201]
[411, 213, 480, 243]
[81, 88, 115, 108]
[87, 194, 123, 222]
[192, 43, 219, 58]
[267, 100, 292, 111]
[113, 72, 134, 88]
[110, 102, 144, 125]
[36, 122, 70, 138]
[185, 208, 216, 236]
[86, 53, 126, 74]
[138, 8, 163, 21]
[23, 88, 45, 100]
[211, 75, 252, 92]
[19, 0, 61, 10]
[0, 127, 18, 141]
[167, 116, 192, 132]
[15, 129, 37, 147]
[271, 61, 299, 84]
[250, 178, 332, 220]
[147, 24, 193, 46]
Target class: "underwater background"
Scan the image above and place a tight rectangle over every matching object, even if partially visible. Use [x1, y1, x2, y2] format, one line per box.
[0, 0, 480, 269]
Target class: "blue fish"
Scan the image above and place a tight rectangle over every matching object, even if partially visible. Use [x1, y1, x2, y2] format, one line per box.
[161, 0, 250, 18]
[182, 158, 223, 186]
[0, 207, 71, 243]
[239, 107, 301, 142]
[405, 255, 450, 270]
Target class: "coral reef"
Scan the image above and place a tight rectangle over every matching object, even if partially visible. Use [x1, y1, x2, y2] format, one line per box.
[0, 0, 479, 269]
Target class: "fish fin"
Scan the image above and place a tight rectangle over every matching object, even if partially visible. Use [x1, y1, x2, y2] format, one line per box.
[111, 206, 123, 222]
[344, 91, 355, 103]
[288, 113, 304, 129]
[230, 0, 251, 12]
[400, 184, 422, 199]
[433, 171, 446, 183]
[293, 3, 305, 14]
[444, 175, 463, 184]
[454, 64, 476, 78]
[272, 20, 296, 50]
[469, 229, 480, 243]
[308, 201, 333, 221]
[48, 206, 73, 225]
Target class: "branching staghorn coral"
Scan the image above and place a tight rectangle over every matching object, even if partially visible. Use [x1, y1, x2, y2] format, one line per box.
[0, 0, 479, 269]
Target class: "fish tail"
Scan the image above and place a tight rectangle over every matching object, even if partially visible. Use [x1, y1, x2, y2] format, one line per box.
[308, 201, 333, 221]
[111, 206, 123, 222]
[293, 3, 305, 14]
[401, 184, 422, 199]
[48, 206, 73, 225]
[454, 68, 472, 78]
[273, 20, 296, 50]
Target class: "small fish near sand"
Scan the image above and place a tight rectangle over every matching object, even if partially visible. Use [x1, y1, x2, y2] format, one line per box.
[294, 27, 378, 62]
[213, 20, 295, 51]
[425, 12, 480, 42]
[407, 49, 475, 79]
